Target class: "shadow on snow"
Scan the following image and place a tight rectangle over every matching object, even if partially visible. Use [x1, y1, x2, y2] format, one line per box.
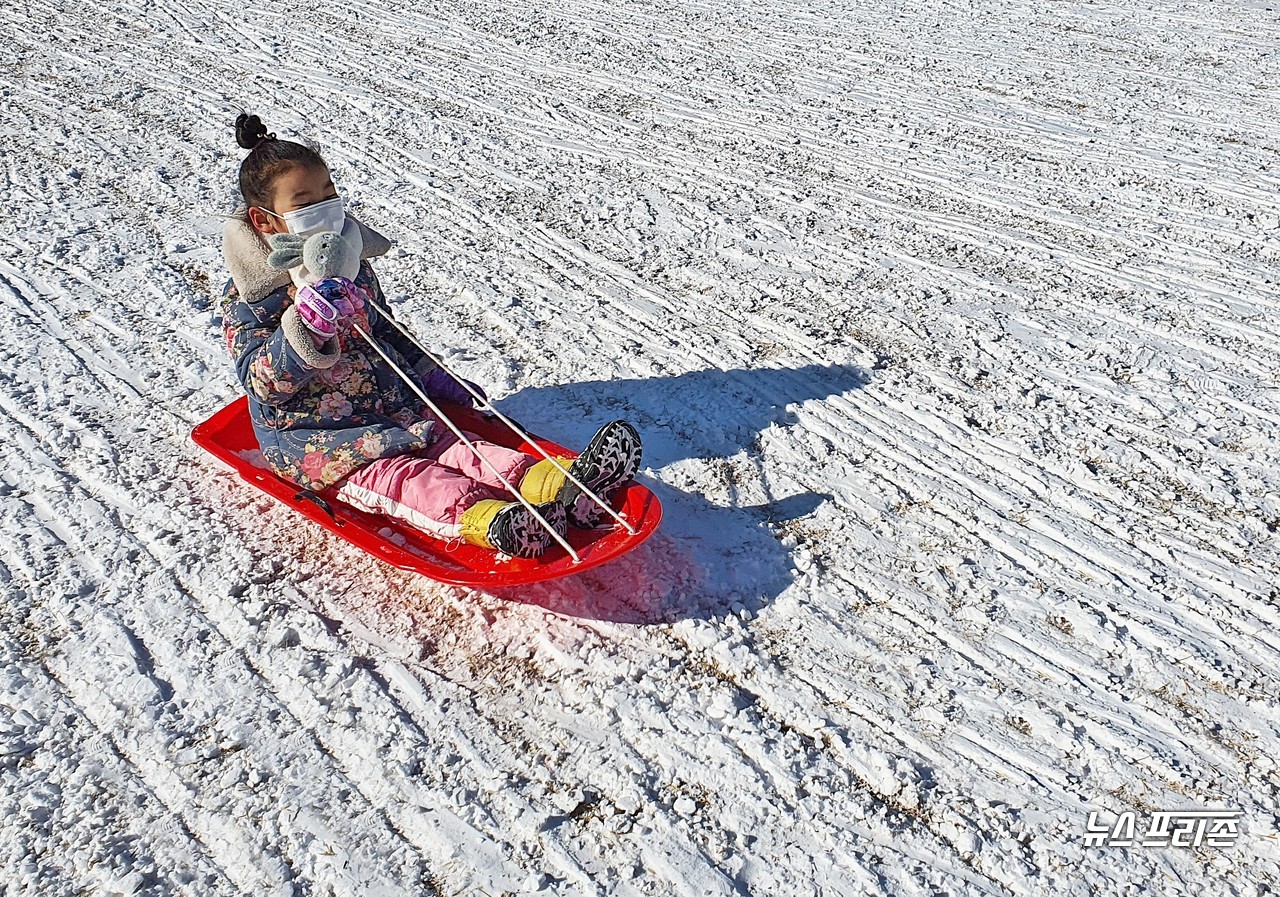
[484, 362, 870, 624]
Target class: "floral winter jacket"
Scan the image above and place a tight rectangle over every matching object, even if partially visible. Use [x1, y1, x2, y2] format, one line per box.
[221, 214, 442, 491]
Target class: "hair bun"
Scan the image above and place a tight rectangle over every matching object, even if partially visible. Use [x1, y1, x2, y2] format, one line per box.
[235, 113, 276, 150]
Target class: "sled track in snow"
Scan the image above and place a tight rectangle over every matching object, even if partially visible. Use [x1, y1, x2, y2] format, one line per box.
[3, 0, 1280, 893]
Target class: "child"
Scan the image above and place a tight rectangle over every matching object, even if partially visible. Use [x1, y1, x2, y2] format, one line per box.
[221, 114, 641, 558]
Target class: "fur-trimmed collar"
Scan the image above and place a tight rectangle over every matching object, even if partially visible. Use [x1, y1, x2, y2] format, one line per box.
[222, 208, 393, 303]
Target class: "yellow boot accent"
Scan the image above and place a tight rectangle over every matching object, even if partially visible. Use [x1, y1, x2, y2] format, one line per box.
[459, 499, 508, 548]
[518, 458, 573, 504]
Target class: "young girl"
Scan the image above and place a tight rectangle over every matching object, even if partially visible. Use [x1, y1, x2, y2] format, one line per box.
[221, 114, 641, 558]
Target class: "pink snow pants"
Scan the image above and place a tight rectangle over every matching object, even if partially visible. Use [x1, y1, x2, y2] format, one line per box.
[335, 431, 536, 541]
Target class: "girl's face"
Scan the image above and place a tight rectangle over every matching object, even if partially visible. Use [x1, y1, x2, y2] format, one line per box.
[247, 164, 339, 235]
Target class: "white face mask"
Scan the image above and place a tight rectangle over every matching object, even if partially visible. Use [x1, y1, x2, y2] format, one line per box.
[260, 196, 346, 237]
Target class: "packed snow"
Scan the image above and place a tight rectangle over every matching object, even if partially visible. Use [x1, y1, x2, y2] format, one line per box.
[2, 0, 1278, 893]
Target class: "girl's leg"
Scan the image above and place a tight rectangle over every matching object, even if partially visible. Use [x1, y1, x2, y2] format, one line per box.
[423, 430, 537, 492]
[336, 454, 503, 541]
[335, 453, 568, 557]
[420, 421, 643, 528]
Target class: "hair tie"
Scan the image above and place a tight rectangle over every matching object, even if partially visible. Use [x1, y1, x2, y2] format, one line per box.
[235, 113, 278, 151]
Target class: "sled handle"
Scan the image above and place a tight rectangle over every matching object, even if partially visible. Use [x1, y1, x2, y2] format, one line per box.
[350, 322, 582, 562]
[294, 491, 341, 524]
[368, 305, 637, 536]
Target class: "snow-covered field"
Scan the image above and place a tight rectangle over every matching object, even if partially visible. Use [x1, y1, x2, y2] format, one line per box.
[2, 0, 1278, 893]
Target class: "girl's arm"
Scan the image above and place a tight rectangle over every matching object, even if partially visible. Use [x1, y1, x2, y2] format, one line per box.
[222, 283, 340, 406]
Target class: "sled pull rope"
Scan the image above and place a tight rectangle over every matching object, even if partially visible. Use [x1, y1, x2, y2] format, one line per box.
[350, 322, 582, 563]
[370, 306, 638, 536]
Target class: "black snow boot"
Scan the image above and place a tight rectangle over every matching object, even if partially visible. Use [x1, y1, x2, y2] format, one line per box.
[557, 420, 642, 528]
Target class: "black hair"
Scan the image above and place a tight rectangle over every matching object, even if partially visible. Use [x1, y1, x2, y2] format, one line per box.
[234, 113, 327, 210]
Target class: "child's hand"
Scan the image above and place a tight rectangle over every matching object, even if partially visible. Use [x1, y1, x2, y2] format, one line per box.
[295, 278, 364, 342]
[295, 283, 341, 341]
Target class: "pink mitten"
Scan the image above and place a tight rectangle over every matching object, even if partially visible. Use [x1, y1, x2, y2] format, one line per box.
[295, 278, 367, 340]
[295, 284, 340, 340]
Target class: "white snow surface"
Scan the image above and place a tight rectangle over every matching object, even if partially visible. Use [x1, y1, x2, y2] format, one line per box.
[2, 0, 1279, 893]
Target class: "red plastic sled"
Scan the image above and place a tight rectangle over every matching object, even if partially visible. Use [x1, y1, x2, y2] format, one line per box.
[191, 397, 662, 587]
